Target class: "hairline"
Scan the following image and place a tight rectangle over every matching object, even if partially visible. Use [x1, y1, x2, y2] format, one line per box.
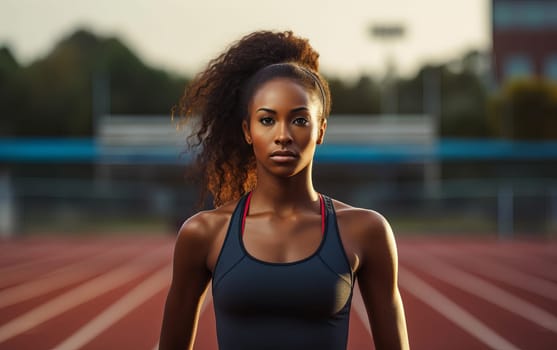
[244, 76, 325, 122]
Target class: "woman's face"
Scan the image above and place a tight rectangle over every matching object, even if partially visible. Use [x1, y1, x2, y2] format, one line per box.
[243, 78, 326, 178]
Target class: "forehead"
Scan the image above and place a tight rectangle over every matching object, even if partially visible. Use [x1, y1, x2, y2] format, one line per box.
[249, 78, 319, 109]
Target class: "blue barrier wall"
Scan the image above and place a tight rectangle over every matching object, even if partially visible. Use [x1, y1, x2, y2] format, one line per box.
[2, 138, 557, 164]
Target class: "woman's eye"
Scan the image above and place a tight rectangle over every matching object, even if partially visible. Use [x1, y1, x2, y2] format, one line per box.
[293, 117, 309, 126]
[260, 117, 274, 125]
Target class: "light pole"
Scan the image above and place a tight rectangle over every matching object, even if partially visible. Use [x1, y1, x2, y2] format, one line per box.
[369, 24, 405, 116]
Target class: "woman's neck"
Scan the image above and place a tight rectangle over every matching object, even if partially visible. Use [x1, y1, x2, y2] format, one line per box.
[250, 165, 319, 214]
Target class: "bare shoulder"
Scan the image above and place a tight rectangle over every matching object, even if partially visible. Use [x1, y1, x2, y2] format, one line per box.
[174, 199, 239, 270]
[331, 198, 392, 240]
[330, 198, 397, 269]
[176, 200, 236, 244]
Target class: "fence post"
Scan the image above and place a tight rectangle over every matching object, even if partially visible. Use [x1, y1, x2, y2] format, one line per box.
[498, 185, 514, 239]
[0, 172, 15, 238]
[551, 188, 557, 235]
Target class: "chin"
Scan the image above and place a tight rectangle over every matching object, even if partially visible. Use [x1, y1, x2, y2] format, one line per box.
[271, 169, 298, 178]
[257, 160, 310, 179]
[272, 165, 308, 179]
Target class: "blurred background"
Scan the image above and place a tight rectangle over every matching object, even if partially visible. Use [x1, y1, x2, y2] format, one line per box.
[0, 0, 556, 238]
[1, 1, 557, 350]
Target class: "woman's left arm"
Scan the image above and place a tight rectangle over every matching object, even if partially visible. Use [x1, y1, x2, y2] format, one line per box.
[356, 211, 409, 350]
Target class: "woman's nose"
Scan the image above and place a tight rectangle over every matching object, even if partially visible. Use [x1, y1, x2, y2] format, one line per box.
[274, 122, 293, 145]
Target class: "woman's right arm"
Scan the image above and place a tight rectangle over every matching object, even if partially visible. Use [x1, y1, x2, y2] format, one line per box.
[159, 214, 213, 350]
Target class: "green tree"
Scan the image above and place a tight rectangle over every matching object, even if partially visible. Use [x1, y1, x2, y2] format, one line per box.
[488, 78, 557, 139]
[99, 36, 187, 115]
[440, 64, 491, 138]
[0, 46, 26, 136]
[396, 54, 491, 138]
[327, 49, 492, 140]
[0, 28, 189, 137]
[0, 30, 495, 138]
[327, 75, 380, 115]
[22, 30, 99, 136]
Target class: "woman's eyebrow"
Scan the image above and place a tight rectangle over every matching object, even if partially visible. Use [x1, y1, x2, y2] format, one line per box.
[256, 107, 276, 113]
[290, 107, 309, 113]
[256, 106, 309, 113]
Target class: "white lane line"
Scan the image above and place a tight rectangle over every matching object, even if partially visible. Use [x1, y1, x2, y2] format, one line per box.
[0, 242, 64, 261]
[399, 267, 522, 350]
[422, 243, 557, 283]
[0, 247, 140, 308]
[51, 264, 172, 350]
[0, 240, 172, 288]
[402, 254, 557, 333]
[350, 283, 372, 336]
[426, 248, 557, 301]
[471, 247, 557, 280]
[0, 248, 96, 288]
[0, 246, 168, 344]
[484, 258, 557, 282]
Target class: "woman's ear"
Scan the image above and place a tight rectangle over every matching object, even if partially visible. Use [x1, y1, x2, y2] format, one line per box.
[317, 119, 327, 145]
[242, 119, 252, 145]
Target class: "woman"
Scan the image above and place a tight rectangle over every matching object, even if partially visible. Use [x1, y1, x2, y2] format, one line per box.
[159, 30, 409, 350]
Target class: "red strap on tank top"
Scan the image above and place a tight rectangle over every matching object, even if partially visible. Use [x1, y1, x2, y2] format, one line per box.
[241, 192, 252, 235]
[241, 192, 326, 236]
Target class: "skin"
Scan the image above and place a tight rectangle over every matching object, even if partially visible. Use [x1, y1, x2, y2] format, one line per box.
[159, 78, 409, 350]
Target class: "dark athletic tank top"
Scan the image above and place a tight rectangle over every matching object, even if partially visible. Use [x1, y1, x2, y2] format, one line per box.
[212, 193, 354, 350]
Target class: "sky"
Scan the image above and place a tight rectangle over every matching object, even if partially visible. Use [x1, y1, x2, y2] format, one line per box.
[0, 0, 490, 79]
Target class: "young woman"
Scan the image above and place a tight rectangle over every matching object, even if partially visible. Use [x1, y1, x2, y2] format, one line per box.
[159, 30, 409, 350]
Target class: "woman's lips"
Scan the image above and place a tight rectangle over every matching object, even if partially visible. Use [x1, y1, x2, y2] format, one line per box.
[270, 150, 299, 162]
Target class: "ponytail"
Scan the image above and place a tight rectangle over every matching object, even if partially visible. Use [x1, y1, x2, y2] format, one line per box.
[174, 31, 325, 207]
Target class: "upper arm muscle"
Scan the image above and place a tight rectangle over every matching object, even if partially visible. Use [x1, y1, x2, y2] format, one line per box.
[354, 211, 409, 350]
[159, 214, 214, 350]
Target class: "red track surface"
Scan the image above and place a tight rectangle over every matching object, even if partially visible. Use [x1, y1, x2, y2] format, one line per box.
[0, 235, 556, 349]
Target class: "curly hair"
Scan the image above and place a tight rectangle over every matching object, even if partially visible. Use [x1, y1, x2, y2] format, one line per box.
[174, 30, 331, 207]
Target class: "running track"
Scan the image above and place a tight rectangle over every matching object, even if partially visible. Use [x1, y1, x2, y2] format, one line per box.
[0, 236, 555, 349]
